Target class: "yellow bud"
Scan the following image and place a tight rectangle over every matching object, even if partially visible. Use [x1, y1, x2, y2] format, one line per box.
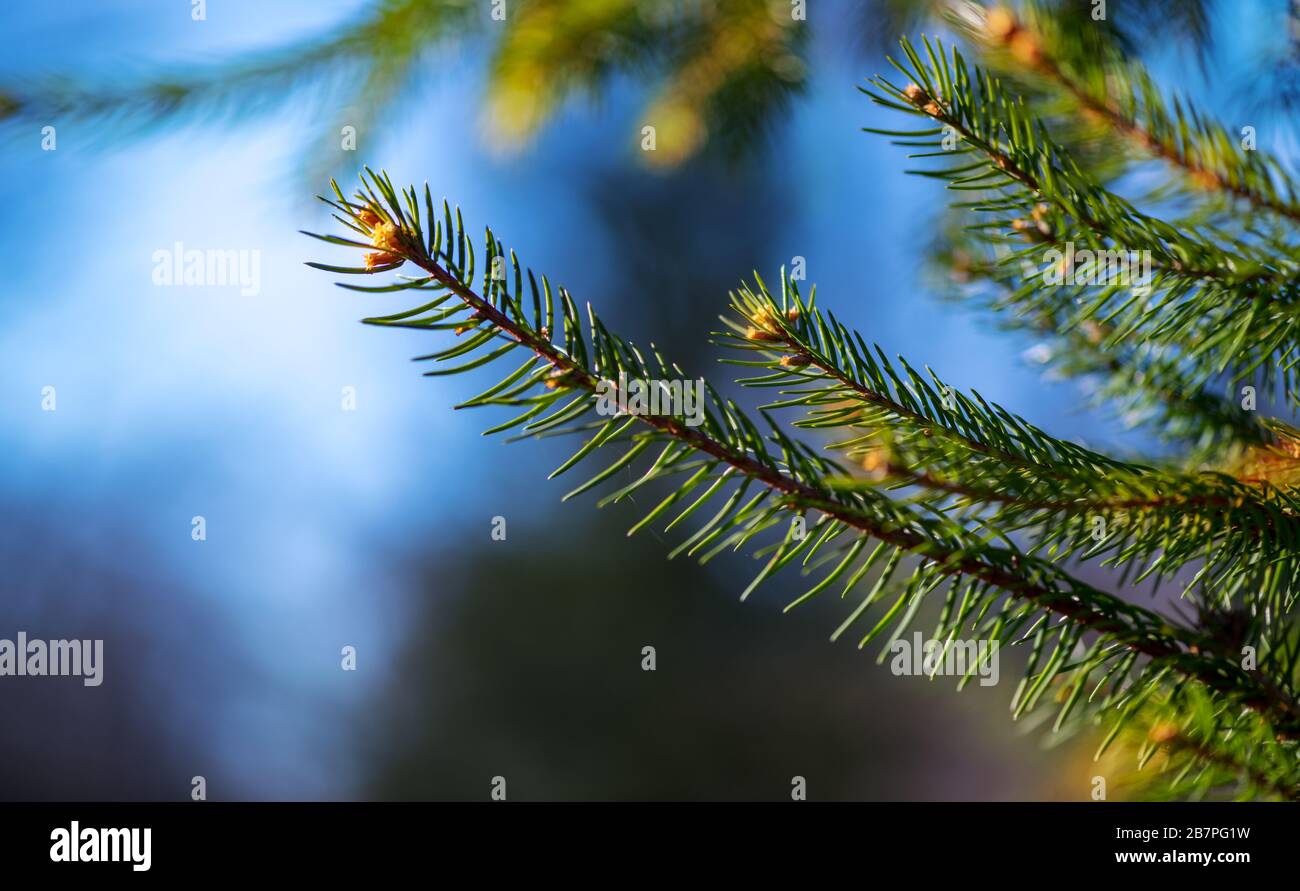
[1148, 722, 1179, 744]
[861, 449, 892, 480]
[370, 221, 404, 254]
[364, 251, 401, 269]
[1009, 31, 1043, 67]
[1192, 169, 1222, 191]
[986, 7, 1018, 41]
[752, 305, 781, 331]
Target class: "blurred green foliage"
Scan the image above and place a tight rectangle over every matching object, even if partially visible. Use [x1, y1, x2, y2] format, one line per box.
[1, 0, 1263, 173]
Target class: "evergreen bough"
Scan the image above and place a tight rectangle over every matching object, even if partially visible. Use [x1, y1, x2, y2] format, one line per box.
[306, 3, 1300, 801]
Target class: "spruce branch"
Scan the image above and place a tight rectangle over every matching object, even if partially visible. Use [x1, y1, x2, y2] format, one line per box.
[720, 275, 1300, 647]
[864, 37, 1300, 405]
[305, 171, 1300, 765]
[945, 251, 1264, 453]
[966, 3, 1300, 223]
[1124, 684, 1300, 801]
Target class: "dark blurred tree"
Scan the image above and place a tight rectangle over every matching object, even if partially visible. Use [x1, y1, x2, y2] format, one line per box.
[0, 508, 244, 801]
[366, 515, 1053, 800]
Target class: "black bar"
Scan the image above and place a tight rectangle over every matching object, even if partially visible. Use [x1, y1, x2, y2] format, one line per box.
[0, 802, 1282, 877]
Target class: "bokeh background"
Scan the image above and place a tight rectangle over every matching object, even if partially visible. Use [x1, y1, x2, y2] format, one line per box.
[0, 0, 1292, 800]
